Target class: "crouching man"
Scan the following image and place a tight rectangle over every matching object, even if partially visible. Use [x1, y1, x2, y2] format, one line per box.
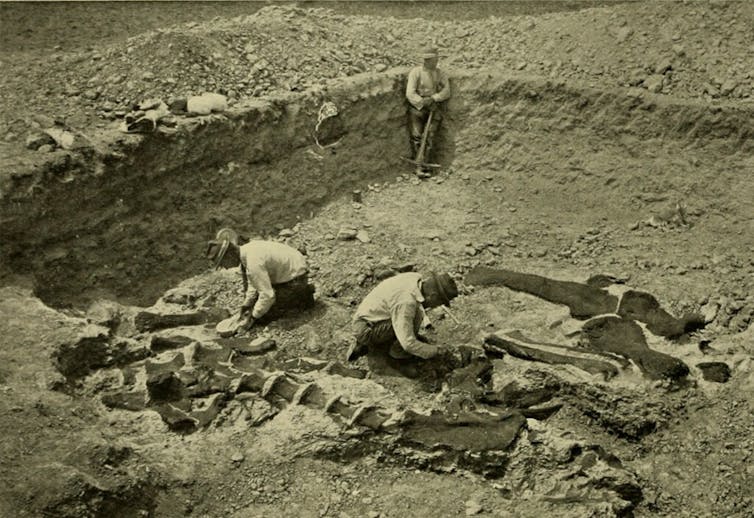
[206, 228, 315, 331]
[347, 271, 459, 363]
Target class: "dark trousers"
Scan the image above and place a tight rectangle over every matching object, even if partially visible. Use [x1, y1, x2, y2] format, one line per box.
[408, 106, 442, 161]
[353, 309, 423, 359]
[246, 274, 315, 322]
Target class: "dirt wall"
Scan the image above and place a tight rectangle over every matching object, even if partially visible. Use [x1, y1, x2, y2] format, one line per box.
[1, 68, 751, 308]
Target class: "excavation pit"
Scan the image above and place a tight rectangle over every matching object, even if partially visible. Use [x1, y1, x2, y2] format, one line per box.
[2, 3, 754, 518]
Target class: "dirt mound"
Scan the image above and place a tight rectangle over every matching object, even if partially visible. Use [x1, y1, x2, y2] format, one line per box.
[1, 2, 752, 145]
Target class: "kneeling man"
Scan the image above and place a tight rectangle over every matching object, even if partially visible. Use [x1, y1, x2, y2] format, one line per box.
[206, 228, 315, 331]
[347, 271, 458, 362]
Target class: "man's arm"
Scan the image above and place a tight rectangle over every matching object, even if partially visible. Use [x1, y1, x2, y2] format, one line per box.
[243, 263, 276, 320]
[405, 68, 425, 109]
[391, 302, 441, 359]
[431, 70, 451, 103]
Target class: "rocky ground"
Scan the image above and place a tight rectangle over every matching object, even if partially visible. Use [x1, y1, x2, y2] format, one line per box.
[1, 1, 753, 517]
[1, 1, 752, 165]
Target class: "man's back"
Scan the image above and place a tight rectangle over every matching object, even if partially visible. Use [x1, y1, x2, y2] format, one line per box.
[240, 240, 307, 284]
[355, 272, 423, 322]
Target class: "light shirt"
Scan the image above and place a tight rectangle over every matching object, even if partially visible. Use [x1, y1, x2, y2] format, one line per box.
[240, 240, 308, 319]
[405, 65, 451, 110]
[354, 272, 437, 359]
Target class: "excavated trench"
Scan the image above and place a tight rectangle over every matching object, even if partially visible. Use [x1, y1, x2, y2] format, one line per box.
[1, 67, 753, 310]
[3, 65, 754, 518]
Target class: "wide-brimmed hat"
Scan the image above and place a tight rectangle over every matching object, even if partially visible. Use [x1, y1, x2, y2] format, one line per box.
[424, 271, 459, 306]
[420, 46, 439, 59]
[206, 228, 240, 269]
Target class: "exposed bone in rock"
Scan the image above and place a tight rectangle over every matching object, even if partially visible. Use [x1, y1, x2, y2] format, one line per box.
[146, 371, 185, 403]
[484, 331, 622, 380]
[580, 315, 689, 380]
[489, 363, 675, 439]
[134, 309, 210, 332]
[53, 325, 152, 380]
[503, 420, 643, 515]
[466, 266, 705, 338]
[382, 410, 527, 478]
[149, 334, 193, 352]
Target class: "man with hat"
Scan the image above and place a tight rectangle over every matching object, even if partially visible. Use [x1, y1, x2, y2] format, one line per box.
[346, 271, 459, 362]
[205, 228, 315, 331]
[405, 46, 451, 178]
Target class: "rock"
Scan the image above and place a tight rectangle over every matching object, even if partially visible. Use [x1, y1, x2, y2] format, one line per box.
[643, 74, 665, 93]
[375, 63, 387, 72]
[231, 452, 245, 463]
[52, 324, 112, 378]
[720, 79, 738, 96]
[279, 228, 295, 238]
[465, 500, 483, 516]
[337, 228, 358, 241]
[700, 301, 719, 323]
[654, 60, 673, 75]
[672, 44, 686, 56]
[135, 309, 207, 332]
[234, 336, 276, 354]
[303, 325, 322, 354]
[162, 287, 197, 305]
[86, 299, 123, 330]
[25, 132, 55, 150]
[150, 334, 193, 352]
[697, 362, 731, 383]
[35, 370, 67, 391]
[356, 230, 370, 243]
[146, 371, 185, 403]
[37, 144, 55, 153]
[615, 26, 633, 43]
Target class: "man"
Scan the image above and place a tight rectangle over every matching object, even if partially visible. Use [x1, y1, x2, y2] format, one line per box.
[347, 271, 459, 362]
[205, 228, 315, 331]
[405, 46, 451, 178]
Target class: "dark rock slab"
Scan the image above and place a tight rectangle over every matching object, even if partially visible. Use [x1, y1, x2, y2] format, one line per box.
[580, 315, 689, 380]
[466, 266, 617, 318]
[617, 290, 705, 338]
[134, 310, 208, 332]
[153, 403, 197, 433]
[53, 324, 111, 378]
[697, 361, 731, 383]
[466, 266, 706, 338]
[146, 372, 185, 403]
[101, 390, 147, 411]
[150, 334, 193, 352]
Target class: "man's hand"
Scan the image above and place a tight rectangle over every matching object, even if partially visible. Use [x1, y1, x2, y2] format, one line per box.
[238, 315, 255, 333]
[421, 96, 435, 110]
[433, 343, 454, 357]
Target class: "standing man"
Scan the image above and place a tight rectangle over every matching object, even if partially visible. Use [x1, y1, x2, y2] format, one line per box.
[346, 271, 459, 363]
[205, 228, 315, 331]
[405, 46, 451, 178]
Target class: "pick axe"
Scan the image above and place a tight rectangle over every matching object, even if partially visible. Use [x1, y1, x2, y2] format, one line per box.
[402, 108, 441, 170]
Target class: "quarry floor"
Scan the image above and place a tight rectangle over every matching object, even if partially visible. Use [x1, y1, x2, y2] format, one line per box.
[1, 2, 754, 518]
